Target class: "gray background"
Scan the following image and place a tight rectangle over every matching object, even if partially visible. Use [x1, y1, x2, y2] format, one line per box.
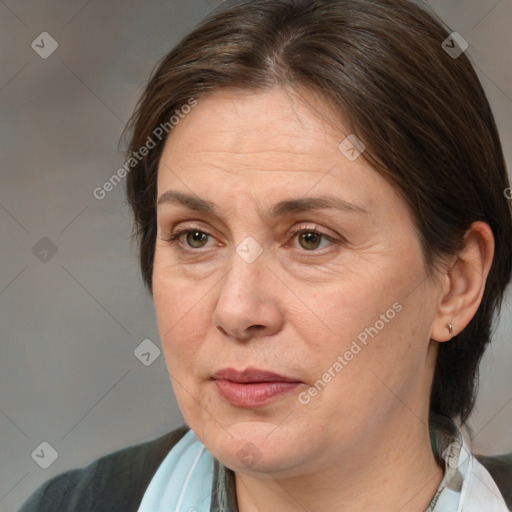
[0, 1, 511, 511]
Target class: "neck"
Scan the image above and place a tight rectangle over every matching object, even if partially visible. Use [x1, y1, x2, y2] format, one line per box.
[235, 413, 444, 512]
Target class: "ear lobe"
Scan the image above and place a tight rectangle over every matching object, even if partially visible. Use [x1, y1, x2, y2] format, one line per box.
[430, 221, 495, 342]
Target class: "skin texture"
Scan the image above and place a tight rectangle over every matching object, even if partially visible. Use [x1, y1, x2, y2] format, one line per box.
[152, 87, 494, 511]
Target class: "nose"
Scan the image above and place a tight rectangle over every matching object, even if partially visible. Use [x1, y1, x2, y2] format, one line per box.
[212, 247, 284, 342]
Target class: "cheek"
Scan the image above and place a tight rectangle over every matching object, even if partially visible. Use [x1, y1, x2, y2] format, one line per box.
[302, 312, 421, 441]
[301, 268, 403, 353]
[297, 262, 429, 404]
[152, 271, 210, 375]
[153, 281, 212, 423]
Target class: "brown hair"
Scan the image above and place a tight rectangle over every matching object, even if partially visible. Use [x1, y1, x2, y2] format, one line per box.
[124, 0, 512, 425]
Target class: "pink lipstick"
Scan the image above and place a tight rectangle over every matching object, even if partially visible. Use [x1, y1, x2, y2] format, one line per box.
[212, 367, 302, 407]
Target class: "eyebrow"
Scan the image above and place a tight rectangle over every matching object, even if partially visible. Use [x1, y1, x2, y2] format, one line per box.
[156, 190, 368, 217]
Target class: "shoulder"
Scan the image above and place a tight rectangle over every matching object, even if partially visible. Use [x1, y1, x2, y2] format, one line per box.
[17, 425, 189, 512]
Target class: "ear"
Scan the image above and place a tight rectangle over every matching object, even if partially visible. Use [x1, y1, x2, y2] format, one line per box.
[430, 221, 495, 342]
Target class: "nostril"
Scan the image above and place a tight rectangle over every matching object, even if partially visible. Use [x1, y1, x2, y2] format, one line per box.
[247, 325, 265, 334]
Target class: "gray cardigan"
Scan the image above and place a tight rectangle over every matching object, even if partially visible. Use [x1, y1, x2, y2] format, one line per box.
[17, 425, 512, 511]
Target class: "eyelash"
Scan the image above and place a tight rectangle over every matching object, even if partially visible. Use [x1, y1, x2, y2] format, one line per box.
[163, 225, 340, 252]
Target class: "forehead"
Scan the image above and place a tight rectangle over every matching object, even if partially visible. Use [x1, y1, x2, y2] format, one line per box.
[158, 87, 352, 175]
[154, 87, 403, 223]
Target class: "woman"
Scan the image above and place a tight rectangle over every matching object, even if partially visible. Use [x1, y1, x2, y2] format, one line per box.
[18, 0, 512, 510]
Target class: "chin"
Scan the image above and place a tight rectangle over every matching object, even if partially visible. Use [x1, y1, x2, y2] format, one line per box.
[201, 419, 314, 477]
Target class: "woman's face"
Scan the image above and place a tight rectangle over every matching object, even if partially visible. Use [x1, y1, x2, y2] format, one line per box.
[152, 87, 442, 477]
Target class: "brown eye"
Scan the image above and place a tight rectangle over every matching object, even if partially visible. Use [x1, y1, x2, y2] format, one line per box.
[291, 228, 336, 251]
[298, 231, 323, 250]
[184, 230, 209, 248]
[165, 228, 214, 250]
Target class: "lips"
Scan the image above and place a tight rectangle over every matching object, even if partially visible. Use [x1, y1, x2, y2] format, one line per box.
[211, 367, 301, 384]
[211, 367, 303, 407]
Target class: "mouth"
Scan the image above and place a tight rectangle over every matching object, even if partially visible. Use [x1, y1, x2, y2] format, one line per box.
[212, 367, 301, 383]
[211, 367, 303, 407]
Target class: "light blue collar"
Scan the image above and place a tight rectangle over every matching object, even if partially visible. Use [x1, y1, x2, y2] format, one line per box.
[137, 429, 213, 512]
